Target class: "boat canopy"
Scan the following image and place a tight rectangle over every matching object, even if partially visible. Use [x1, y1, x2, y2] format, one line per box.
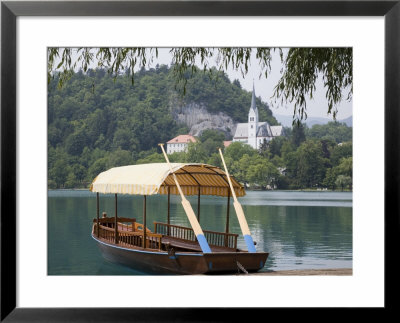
[90, 163, 245, 197]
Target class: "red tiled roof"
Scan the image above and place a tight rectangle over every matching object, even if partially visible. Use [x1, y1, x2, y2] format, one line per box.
[223, 141, 232, 147]
[167, 134, 197, 144]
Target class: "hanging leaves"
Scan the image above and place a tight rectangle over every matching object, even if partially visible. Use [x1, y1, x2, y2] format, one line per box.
[47, 47, 352, 122]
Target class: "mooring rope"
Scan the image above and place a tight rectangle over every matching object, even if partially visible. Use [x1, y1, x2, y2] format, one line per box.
[236, 261, 248, 274]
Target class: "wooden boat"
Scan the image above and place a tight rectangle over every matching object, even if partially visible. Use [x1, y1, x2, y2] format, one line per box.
[90, 148, 269, 274]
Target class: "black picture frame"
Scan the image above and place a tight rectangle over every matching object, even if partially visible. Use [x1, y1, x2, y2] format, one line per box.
[1, 0, 398, 321]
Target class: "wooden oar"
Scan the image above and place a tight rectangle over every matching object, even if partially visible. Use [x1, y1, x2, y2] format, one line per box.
[159, 144, 211, 253]
[218, 148, 256, 253]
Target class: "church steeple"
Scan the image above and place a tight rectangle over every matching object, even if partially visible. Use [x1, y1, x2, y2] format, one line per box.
[250, 81, 257, 112]
[249, 81, 259, 123]
[248, 81, 259, 149]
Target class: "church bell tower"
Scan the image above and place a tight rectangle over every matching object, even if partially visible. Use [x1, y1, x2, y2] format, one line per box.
[248, 82, 259, 149]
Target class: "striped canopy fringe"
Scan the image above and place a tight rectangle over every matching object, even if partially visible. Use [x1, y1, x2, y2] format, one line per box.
[90, 163, 245, 197]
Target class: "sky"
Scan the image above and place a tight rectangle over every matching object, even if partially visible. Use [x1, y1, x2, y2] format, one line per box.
[66, 47, 352, 120]
[140, 48, 353, 120]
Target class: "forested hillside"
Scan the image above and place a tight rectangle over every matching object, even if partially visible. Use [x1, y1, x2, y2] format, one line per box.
[48, 65, 277, 188]
[48, 65, 352, 190]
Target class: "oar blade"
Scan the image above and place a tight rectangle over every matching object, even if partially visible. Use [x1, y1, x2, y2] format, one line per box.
[181, 199, 211, 253]
[233, 201, 256, 253]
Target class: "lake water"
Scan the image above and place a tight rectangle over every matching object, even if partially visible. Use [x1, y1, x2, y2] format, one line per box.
[48, 190, 352, 275]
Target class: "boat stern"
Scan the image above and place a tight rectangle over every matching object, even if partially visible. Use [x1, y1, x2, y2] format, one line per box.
[203, 251, 269, 274]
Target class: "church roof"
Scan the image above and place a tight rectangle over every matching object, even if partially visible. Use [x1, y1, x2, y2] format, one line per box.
[270, 125, 284, 137]
[257, 123, 272, 137]
[233, 123, 248, 138]
[233, 122, 283, 139]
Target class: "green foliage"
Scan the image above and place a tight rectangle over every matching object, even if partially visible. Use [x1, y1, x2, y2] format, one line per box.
[335, 175, 352, 191]
[135, 152, 165, 164]
[224, 142, 257, 161]
[273, 48, 352, 122]
[247, 158, 280, 188]
[268, 136, 285, 158]
[49, 159, 70, 188]
[48, 47, 352, 123]
[198, 129, 225, 156]
[306, 122, 352, 144]
[48, 64, 352, 191]
[291, 123, 307, 147]
[323, 168, 338, 190]
[295, 141, 329, 188]
[185, 142, 207, 163]
[336, 157, 352, 178]
[48, 65, 279, 188]
[330, 142, 352, 166]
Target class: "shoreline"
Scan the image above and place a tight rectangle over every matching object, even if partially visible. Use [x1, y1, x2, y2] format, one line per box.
[244, 268, 352, 276]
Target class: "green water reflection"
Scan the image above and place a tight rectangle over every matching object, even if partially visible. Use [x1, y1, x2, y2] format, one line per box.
[48, 190, 352, 275]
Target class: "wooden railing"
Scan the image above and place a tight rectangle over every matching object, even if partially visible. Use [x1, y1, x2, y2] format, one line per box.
[153, 222, 238, 250]
[93, 217, 136, 230]
[154, 222, 196, 242]
[93, 222, 162, 250]
[204, 229, 238, 250]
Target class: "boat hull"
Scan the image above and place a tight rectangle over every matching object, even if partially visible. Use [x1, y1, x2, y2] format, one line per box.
[93, 235, 269, 275]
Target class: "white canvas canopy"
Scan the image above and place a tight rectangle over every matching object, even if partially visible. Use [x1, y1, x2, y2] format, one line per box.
[90, 163, 245, 197]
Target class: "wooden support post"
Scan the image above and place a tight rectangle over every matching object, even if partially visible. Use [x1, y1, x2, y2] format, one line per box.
[197, 187, 201, 222]
[96, 192, 100, 237]
[114, 193, 118, 244]
[225, 190, 231, 247]
[143, 195, 147, 248]
[133, 196, 135, 231]
[167, 186, 170, 236]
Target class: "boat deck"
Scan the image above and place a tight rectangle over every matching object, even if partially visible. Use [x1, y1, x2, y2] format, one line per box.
[93, 220, 239, 253]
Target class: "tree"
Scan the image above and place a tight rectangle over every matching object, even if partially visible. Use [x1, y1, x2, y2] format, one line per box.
[273, 48, 352, 121]
[224, 142, 257, 161]
[135, 152, 164, 164]
[107, 149, 134, 168]
[86, 157, 108, 182]
[268, 136, 286, 158]
[258, 138, 269, 157]
[65, 172, 78, 188]
[65, 129, 88, 156]
[330, 142, 352, 166]
[323, 168, 338, 190]
[295, 140, 328, 188]
[112, 128, 133, 150]
[322, 156, 352, 191]
[199, 129, 225, 156]
[247, 159, 279, 189]
[48, 47, 352, 122]
[199, 129, 225, 143]
[291, 123, 306, 147]
[185, 142, 207, 163]
[307, 122, 352, 144]
[336, 157, 352, 179]
[335, 175, 352, 191]
[49, 159, 69, 188]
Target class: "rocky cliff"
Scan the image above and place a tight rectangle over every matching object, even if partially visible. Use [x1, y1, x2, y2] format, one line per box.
[170, 103, 237, 138]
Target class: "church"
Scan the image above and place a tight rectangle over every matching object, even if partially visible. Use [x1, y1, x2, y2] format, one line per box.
[233, 84, 283, 150]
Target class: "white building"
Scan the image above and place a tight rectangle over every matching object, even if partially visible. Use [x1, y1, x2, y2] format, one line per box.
[166, 134, 197, 154]
[233, 84, 283, 150]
